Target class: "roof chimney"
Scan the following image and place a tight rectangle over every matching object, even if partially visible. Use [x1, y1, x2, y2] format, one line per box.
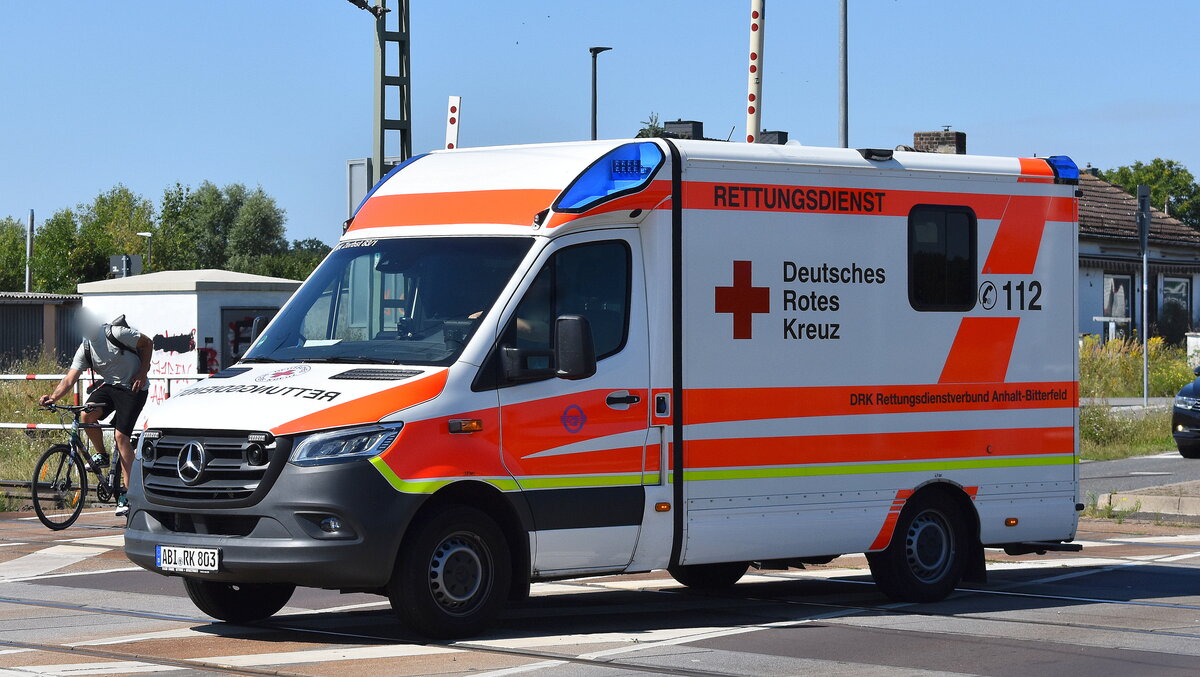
[913, 127, 966, 154]
[664, 119, 704, 140]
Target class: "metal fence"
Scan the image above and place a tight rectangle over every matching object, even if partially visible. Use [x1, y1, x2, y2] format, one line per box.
[0, 374, 205, 430]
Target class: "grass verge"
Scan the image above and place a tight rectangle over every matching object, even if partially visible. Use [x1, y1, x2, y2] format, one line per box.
[1080, 405, 1174, 461]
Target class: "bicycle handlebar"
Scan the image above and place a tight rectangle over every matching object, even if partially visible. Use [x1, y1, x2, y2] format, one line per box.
[40, 403, 98, 414]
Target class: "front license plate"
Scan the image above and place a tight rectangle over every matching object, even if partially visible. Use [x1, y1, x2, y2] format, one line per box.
[155, 545, 219, 573]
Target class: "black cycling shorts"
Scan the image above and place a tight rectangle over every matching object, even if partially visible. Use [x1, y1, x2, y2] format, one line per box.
[87, 384, 149, 436]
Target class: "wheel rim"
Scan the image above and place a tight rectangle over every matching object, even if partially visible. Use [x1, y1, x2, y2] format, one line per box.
[428, 531, 491, 615]
[904, 509, 954, 583]
[34, 451, 83, 524]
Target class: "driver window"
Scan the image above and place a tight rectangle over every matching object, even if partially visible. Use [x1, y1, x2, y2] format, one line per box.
[499, 240, 630, 375]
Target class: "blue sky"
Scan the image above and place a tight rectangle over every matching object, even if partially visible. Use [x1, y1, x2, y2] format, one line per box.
[3, 1, 1198, 245]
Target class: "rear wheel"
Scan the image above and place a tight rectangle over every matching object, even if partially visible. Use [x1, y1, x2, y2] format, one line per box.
[1177, 442, 1200, 459]
[183, 579, 295, 623]
[388, 506, 511, 638]
[867, 492, 968, 602]
[668, 561, 749, 589]
[31, 445, 87, 530]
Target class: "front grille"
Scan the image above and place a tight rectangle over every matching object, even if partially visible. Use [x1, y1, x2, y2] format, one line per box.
[142, 432, 290, 508]
[149, 511, 259, 536]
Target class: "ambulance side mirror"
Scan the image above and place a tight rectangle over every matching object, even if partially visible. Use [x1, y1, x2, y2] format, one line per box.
[250, 316, 267, 343]
[554, 315, 596, 381]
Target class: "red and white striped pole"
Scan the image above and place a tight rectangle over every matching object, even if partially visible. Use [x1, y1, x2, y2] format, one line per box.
[445, 96, 462, 149]
[745, 0, 765, 143]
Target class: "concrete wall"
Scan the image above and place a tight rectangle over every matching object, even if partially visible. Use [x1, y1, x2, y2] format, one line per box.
[196, 290, 294, 369]
[82, 292, 201, 405]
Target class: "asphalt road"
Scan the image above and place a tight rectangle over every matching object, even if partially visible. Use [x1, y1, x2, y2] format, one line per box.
[1, 510, 1199, 676]
[1081, 451, 1200, 495]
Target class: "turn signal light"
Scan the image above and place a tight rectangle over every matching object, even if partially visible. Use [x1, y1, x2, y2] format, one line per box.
[655, 502, 671, 512]
[449, 419, 484, 434]
[1004, 517, 1019, 527]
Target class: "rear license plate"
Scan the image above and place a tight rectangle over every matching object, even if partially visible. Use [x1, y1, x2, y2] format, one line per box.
[155, 545, 219, 573]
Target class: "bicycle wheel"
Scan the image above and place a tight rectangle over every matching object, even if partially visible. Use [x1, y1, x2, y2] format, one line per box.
[32, 444, 88, 530]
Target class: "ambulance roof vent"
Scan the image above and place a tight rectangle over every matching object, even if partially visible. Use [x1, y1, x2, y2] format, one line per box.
[858, 148, 894, 162]
[553, 142, 665, 214]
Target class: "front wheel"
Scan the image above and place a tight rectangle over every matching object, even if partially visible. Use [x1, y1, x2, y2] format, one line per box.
[388, 506, 511, 638]
[1177, 441, 1200, 459]
[867, 492, 968, 602]
[183, 579, 295, 623]
[31, 444, 87, 530]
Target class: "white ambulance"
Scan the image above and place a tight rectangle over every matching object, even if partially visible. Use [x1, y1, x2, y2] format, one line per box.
[125, 139, 1082, 637]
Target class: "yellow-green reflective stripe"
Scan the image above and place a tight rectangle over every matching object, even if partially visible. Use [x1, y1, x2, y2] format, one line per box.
[517, 473, 644, 490]
[368, 457, 520, 494]
[682, 455, 1075, 482]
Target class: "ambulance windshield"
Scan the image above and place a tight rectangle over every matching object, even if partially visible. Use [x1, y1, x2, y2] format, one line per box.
[244, 237, 534, 366]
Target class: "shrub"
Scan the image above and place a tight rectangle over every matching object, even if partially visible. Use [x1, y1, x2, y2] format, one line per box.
[1079, 335, 1192, 398]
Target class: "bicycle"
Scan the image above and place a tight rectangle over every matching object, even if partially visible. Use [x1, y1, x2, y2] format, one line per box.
[30, 403, 122, 530]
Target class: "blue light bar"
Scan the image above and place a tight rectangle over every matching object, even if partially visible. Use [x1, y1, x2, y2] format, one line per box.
[1046, 155, 1079, 184]
[554, 142, 665, 213]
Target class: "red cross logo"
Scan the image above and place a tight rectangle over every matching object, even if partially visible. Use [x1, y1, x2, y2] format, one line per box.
[715, 260, 770, 339]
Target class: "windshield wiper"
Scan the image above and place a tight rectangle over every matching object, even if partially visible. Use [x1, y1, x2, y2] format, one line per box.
[238, 357, 287, 364]
[298, 356, 402, 365]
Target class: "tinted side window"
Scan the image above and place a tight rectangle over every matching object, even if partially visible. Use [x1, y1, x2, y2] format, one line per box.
[908, 206, 977, 311]
[474, 240, 631, 390]
[505, 240, 630, 359]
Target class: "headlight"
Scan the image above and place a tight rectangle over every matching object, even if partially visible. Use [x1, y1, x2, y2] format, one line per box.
[289, 424, 402, 466]
[1175, 396, 1200, 410]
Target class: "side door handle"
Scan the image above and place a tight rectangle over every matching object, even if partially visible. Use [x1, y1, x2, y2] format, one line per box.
[605, 390, 642, 409]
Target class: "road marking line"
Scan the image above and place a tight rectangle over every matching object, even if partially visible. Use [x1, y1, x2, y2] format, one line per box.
[69, 626, 266, 647]
[0, 545, 108, 581]
[279, 600, 390, 615]
[13, 510, 115, 521]
[14, 645, 464, 675]
[5, 566, 141, 584]
[61, 535, 123, 548]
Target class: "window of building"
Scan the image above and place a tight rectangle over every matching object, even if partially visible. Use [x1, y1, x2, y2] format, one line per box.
[1163, 277, 1191, 314]
[908, 206, 977, 311]
[1103, 274, 1133, 319]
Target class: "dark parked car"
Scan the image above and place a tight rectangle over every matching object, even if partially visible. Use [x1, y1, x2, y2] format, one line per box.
[1172, 367, 1200, 458]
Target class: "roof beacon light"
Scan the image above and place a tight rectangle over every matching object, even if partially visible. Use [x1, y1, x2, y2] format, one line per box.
[554, 142, 665, 213]
[1046, 155, 1080, 184]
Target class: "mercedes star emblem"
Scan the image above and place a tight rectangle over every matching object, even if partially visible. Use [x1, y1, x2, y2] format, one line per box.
[177, 441, 208, 485]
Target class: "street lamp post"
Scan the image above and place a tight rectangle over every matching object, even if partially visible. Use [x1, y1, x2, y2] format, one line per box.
[589, 46, 612, 140]
[137, 232, 153, 271]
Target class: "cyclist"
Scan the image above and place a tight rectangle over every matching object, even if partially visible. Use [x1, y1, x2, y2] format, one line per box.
[40, 313, 152, 517]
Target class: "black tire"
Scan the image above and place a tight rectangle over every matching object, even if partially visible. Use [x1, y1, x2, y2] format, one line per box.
[388, 506, 511, 639]
[31, 444, 87, 530]
[1177, 442, 1200, 459]
[668, 561, 749, 589]
[867, 492, 968, 602]
[183, 578, 295, 623]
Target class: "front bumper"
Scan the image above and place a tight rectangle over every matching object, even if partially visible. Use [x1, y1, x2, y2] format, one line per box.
[1171, 406, 1200, 448]
[124, 457, 423, 589]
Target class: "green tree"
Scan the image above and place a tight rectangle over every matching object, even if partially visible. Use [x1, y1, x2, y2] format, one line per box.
[78, 184, 155, 279]
[227, 187, 287, 257]
[635, 112, 666, 138]
[31, 209, 80, 294]
[155, 183, 201, 271]
[0, 217, 28, 291]
[1102, 158, 1200, 228]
